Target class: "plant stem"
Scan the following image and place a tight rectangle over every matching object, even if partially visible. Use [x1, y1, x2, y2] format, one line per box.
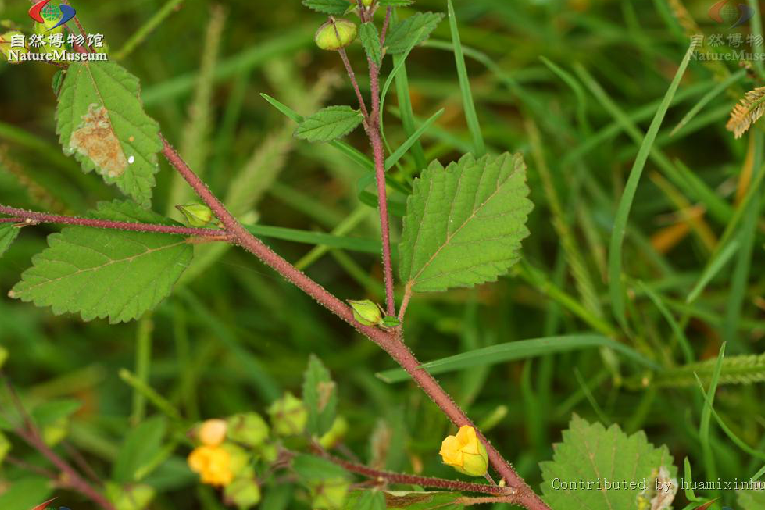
[0, 205, 233, 239]
[3, 378, 115, 510]
[338, 48, 369, 119]
[317, 447, 516, 496]
[367, 51, 396, 316]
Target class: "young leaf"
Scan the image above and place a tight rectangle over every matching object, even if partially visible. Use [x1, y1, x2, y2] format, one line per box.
[302, 0, 349, 15]
[292, 454, 349, 482]
[343, 491, 388, 510]
[0, 478, 54, 510]
[56, 61, 162, 207]
[10, 201, 193, 324]
[540, 415, 677, 510]
[360, 22, 383, 66]
[302, 355, 338, 436]
[385, 12, 444, 55]
[296, 106, 364, 143]
[0, 223, 20, 258]
[379, 0, 414, 6]
[380, 491, 464, 509]
[399, 152, 533, 292]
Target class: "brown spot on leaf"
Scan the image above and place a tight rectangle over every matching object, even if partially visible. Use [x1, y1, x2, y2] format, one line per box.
[316, 381, 335, 412]
[69, 104, 128, 178]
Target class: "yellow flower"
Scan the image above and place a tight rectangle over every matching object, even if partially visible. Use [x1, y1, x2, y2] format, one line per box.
[439, 426, 488, 477]
[188, 446, 233, 486]
[198, 419, 228, 446]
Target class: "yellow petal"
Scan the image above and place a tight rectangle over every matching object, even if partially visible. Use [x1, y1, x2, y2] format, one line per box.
[439, 435, 464, 467]
[455, 426, 479, 454]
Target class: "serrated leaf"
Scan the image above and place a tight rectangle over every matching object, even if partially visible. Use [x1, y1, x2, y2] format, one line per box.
[540, 415, 677, 510]
[0, 223, 20, 258]
[302, 355, 338, 436]
[302, 0, 349, 15]
[0, 477, 54, 510]
[296, 106, 363, 143]
[360, 22, 383, 66]
[11, 201, 193, 324]
[739, 489, 765, 510]
[399, 152, 532, 292]
[56, 61, 162, 206]
[386, 12, 444, 55]
[31, 399, 81, 428]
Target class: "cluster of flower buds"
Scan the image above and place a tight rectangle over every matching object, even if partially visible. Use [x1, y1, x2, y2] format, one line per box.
[187, 393, 309, 508]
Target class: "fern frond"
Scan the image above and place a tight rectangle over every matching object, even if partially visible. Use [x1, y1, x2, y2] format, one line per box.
[727, 87, 765, 138]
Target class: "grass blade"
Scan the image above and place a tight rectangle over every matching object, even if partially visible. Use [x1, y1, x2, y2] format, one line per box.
[446, 0, 485, 155]
[384, 108, 444, 170]
[605, 37, 699, 327]
[376, 334, 660, 383]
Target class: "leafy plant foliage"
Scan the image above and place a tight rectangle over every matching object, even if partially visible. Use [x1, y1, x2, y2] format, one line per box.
[56, 61, 162, 206]
[301, 0, 349, 15]
[11, 201, 193, 323]
[385, 12, 444, 55]
[399, 152, 532, 292]
[540, 415, 676, 510]
[0, 223, 19, 258]
[302, 354, 338, 436]
[295, 106, 364, 143]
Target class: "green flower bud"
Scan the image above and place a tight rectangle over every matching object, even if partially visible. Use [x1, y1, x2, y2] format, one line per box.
[268, 392, 308, 436]
[315, 19, 357, 51]
[0, 31, 28, 64]
[226, 413, 270, 448]
[177, 203, 214, 227]
[257, 441, 278, 464]
[319, 416, 348, 449]
[382, 316, 400, 328]
[349, 299, 383, 326]
[311, 478, 349, 510]
[105, 482, 155, 510]
[224, 476, 261, 509]
[221, 442, 251, 476]
[0, 430, 10, 465]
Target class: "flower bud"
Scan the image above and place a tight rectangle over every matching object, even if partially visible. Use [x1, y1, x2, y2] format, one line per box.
[224, 476, 261, 509]
[226, 413, 269, 447]
[382, 316, 400, 328]
[105, 482, 155, 510]
[0, 31, 28, 64]
[188, 445, 233, 486]
[0, 430, 10, 465]
[349, 299, 383, 326]
[33, 21, 66, 62]
[439, 426, 488, 477]
[315, 19, 357, 51]
[257, 441, 278, 464]
[311, 478, 349, 510]
[268, 392, 308, 436]
[221, 443, 251, 476]
[348, 0, 374, 6]
[318, 416, 348, 449]
[177, 203, 214, 227]
[197, 418, 227, 446]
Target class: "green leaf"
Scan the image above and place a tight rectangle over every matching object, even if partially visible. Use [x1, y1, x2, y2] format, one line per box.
[292, 454, 349, 482]
[296, 106, 363, 143]
[113, 416, 166, 483]
[360, 22, 383, 66]
[302, 355, 338, 437]
[343, 491, 386, 510]
[31, 399, 82, 428]
[383, 491, 464, 509]
[0, 477, 53, 510]
[384, 108, 444, 170]
[541, 415, 676, 510]
[739, 489, 765, 510]
[302, 0, 349, 15]
[56, 61, 162, 206]
[11, 201, 193, 324]
[379, 0, 414, 6]
[0, 223, 20, 258]
[399, 152, 532, 292]
[386, 12, 444, 55]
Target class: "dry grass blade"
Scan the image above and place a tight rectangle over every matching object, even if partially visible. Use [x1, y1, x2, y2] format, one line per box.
[727, 87, 765, 138]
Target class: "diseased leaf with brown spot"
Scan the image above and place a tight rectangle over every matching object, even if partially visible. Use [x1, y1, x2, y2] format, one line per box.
[69, 104, 128, 178]
[56, 61, 162, 206]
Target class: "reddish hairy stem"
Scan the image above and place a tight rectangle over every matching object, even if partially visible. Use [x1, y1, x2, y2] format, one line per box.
[338, 48, 369, 120]
[0, 205, 232, 240]
[318, 448, 516, 496]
